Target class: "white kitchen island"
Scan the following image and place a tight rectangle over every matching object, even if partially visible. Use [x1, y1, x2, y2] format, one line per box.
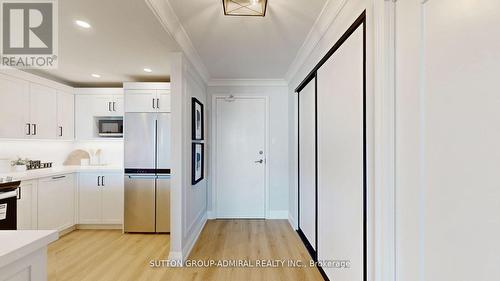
[0, 230, 58, 281]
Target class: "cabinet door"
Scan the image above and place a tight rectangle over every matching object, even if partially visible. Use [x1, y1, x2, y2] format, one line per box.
[57, 174, 75, 230]
[78, 173, 102, 224]
[17, 180, 37, 230]
[38, 174, 74, 231]
[101, 174, 123, 224]
[124, 90, 157, 113]
[93, 95, 117, 116]
[157, 90, 171, 113]
[57, 91, 74, 140]
[111, 96, 124, 115]
[0, 74, 30, 138]
[29, 83, 57, 139]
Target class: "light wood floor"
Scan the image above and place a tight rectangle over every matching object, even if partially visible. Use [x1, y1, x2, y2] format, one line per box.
[48, 220, 323, 281]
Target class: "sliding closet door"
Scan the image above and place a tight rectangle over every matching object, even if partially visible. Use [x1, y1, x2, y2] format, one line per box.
[298, 79, 316, 254]
[317, 23, 364, 280]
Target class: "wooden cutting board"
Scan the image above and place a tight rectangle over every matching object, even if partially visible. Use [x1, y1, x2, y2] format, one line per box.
[64, 150, 90, 165]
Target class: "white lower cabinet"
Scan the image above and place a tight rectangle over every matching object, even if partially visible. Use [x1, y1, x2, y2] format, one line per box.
[16, 180, 38, 230]
[37, 174, 75, 231]
[78, 173, 123, 225]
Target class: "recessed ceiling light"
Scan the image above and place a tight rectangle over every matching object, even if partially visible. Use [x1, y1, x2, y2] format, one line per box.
[75, 20, 91, 29]
[143, 68, 153, 73]
[91, 73, 101, 78]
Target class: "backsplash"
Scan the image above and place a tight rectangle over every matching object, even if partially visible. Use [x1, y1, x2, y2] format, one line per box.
[0, 140, 123, 172]
[73, 141, 123, 165]
[0, 140, 74, 167]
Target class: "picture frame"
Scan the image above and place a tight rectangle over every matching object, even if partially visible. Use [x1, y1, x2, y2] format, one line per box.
[192, 97, 204, 140]
[191, 143, 205, 185]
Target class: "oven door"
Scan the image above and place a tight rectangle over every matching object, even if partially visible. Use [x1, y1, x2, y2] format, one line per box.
[0, 189, 18, 230]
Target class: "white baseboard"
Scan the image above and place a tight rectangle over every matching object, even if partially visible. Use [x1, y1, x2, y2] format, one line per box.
[207, 210, 216, 219]
[181, 212, 208, 261]
[268, 210, 289, 219]
[77, 224, 122, 230]
[288, 214, 297, 230]
[167, 251, 183, 266]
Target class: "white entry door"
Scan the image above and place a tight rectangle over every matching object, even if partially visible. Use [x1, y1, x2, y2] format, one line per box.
[216, 97, 267, 218]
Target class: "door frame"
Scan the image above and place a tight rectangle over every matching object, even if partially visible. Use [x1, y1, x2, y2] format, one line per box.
[211, 95, 270, 219]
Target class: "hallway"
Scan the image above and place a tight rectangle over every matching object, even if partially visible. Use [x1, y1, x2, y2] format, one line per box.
[48, 220, 323, 281]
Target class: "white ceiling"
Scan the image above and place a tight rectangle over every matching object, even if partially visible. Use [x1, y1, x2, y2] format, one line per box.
[28, 0, 181, 87]
[168, 0, 327, 79]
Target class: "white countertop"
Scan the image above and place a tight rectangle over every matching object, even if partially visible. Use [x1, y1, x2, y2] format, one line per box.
[0, 165, 123, 181]
[0, 230, 58, 268]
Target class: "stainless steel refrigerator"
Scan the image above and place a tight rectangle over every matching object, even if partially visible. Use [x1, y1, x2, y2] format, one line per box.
[124, 113, 171, 233]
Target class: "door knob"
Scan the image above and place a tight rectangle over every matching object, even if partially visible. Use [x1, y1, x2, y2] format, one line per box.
[254, 159, 264, 164]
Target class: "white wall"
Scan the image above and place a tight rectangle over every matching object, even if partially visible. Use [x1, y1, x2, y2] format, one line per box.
[207, 83, 289, 218]
[169, 52, 208, 262]
[395, 1, 500, 280]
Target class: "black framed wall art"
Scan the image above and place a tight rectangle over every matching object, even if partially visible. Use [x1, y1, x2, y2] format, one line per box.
[192, 97, 204, 140]
[192, 143, 205, 185]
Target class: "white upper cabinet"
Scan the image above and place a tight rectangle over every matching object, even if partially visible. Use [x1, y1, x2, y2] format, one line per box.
[124, 90, 157, 113]
[0, 74, 30, 138]
[157, 90, 171, 113]
[0, 71, 74, 139]
[124, 83, 171, 113]
[29, 83, 57, 139]
[90, 95, 123, 117]
[57, 90, 75, 140]
[124, 90, 171, 113]
[74, 88, 124, 140]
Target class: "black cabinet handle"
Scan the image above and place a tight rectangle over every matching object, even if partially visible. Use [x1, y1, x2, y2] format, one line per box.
[52, 175, 66, 180]
[112, 102, 116, 112]
[32, 124, 37, 135]
[156, 98, 160, 109]
[102, 176, 105, 186]
[17, 186, 21, 200]
[108, 102, 111, 112]
[26, 123, 31, 135]
[59, 126, 63, 137]
[97, 176, 101, 186]
[152, 98, 155, 109]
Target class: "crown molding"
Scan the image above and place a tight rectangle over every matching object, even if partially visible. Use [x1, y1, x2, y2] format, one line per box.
[207, 79, 288, 87]
[284, 0, 349, 83]
[145, 0, 210, 83]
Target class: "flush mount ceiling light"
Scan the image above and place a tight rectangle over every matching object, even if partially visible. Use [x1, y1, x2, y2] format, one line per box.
[91, 73, 101, 78]
[223, 0, 267, 17]
[143, 68, 153, 73]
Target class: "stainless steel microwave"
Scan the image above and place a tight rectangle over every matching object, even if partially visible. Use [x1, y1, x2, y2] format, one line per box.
[98, 118, 123, 137]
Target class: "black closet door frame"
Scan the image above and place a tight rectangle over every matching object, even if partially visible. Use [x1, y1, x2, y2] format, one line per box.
[295, 11, 367, 281]
[296, 74, 318, 261]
